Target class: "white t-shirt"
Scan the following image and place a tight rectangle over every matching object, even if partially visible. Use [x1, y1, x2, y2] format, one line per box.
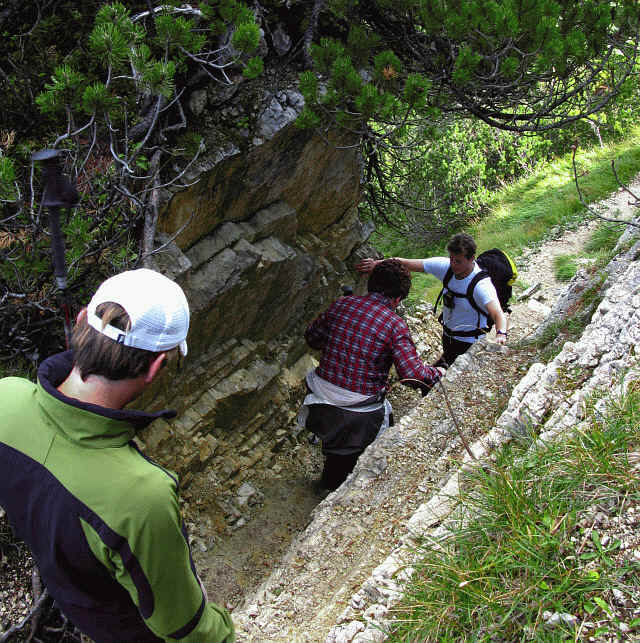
[423, 257, 498, 343]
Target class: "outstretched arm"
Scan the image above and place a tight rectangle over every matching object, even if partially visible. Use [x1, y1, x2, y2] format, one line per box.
[356, 257, 426, 274]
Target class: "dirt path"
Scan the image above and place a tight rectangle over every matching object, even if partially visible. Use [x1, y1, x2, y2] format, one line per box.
[191, 448, 324, 610]
[508, 180, 639, 350]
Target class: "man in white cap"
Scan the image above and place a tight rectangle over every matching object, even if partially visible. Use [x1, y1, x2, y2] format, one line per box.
[0, 269, 234, 642]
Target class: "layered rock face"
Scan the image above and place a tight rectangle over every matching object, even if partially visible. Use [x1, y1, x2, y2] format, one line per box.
[135, 123, 369, 498]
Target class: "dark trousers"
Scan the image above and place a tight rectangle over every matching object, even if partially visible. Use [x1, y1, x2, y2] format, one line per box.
[434, 333, 474, 368]
[306, 403, 384, 491]
[321, 453, 361, 490]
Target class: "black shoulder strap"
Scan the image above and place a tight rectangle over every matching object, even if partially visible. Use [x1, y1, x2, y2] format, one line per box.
[466, 270, 490, 317]
[434, 267, 454, 315]
[442, 267, 453, 288]
[462, 270, 493, 334]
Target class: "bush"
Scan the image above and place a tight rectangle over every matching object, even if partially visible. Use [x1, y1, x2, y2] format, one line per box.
[553, 254, 579, 281]
[362, 117, 544, 244]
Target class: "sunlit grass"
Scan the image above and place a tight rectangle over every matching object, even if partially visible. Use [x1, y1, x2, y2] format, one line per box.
[553, 254, 579, 282]
[585, 222, 628, 260]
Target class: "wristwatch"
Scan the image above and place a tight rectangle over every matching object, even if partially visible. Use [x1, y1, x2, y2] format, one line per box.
[497, 330, 507, 336]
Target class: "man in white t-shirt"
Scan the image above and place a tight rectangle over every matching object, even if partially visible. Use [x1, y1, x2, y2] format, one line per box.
[357, 233, 507, 367]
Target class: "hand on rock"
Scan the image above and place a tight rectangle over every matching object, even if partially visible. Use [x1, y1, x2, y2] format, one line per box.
[356, 258, 377, 274]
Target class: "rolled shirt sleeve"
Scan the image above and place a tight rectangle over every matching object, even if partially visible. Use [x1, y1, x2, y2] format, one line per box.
[391, 322, 441, 387]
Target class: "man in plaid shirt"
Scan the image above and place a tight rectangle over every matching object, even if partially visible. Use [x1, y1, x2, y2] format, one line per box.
[302, 259, 443, 490]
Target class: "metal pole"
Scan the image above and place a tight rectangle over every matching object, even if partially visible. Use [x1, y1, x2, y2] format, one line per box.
[32, 150, 79, 349]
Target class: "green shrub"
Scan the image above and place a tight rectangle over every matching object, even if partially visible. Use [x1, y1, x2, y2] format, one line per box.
[585, 223, 626, 256]
[553, 254, 579, 281]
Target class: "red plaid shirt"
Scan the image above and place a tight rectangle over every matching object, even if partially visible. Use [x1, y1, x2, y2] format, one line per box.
[305, 292, 440, 396]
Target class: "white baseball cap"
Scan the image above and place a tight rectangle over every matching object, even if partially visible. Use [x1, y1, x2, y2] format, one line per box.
[86, 269, 190, 356]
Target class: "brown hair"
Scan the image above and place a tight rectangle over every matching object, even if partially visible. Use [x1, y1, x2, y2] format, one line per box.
[71, 302, 159, 381]
[447, 233, 476, 259]
[367, 259, 411, 300]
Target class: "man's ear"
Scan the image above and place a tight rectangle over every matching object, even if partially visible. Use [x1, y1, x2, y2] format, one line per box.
[144, 353, 167, 384]
[76, 307, 88, 324]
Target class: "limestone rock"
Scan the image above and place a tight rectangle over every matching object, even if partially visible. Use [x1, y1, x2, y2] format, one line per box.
[135, 116, 370, 539]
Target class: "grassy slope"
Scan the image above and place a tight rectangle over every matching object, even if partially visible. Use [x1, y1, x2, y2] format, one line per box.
[371, 127, 640, 307]
[388, 389, 640, 642]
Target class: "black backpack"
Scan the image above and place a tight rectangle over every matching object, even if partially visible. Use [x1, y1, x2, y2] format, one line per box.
[434, 248, 517, 336]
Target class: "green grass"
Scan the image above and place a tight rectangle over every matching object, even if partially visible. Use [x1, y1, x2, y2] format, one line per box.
[584, 223, 628, 259]
[552, 254, 578, 282]
[387, 385, 640, 642]
[371, 127, 640, 307]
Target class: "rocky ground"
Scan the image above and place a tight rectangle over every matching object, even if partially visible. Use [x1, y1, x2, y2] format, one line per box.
[190, 178, 637, 617]
[1, 178, 638, 641]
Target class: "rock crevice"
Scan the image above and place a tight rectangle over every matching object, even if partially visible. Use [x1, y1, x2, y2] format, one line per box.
[231, 212, 640, 642]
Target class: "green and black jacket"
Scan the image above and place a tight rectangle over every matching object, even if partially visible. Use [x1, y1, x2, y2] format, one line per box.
[0, 351, 234, 642]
